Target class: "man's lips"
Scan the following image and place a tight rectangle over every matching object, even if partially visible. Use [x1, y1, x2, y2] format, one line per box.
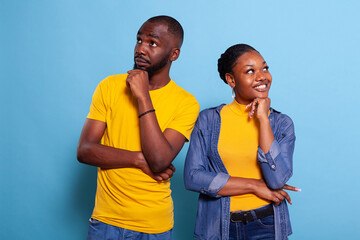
[134, 56, 150, 66]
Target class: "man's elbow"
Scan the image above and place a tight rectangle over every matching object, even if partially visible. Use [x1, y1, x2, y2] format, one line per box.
[76, 143, 88, 164]
[142, 150, 171, 172]
[149, 161, 168, 173]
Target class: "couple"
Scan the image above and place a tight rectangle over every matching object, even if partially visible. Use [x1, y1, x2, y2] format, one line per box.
[77, 15, 298, 240]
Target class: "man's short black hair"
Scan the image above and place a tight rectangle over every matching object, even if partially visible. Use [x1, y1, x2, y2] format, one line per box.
[147, 15, 184, 48]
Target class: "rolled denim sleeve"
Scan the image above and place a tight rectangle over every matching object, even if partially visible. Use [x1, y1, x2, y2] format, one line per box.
[184, 124, 230, 198]
[257, 119, 295, 189]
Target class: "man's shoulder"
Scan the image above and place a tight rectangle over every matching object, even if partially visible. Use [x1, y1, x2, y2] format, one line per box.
[170, 81, 198, 104]
[100, 73, 128, 85]
[95, 74, 128, 94]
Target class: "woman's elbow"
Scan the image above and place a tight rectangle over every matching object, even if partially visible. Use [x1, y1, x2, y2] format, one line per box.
[266, 171, 293, 190]
[267, 181, 285, 190]
[184, 172, 197, 192]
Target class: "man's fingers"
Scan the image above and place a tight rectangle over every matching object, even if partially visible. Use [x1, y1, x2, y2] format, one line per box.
[168, 164, 176, 172]
[158, 172, 169, 180]
[153, 175, 163, 181]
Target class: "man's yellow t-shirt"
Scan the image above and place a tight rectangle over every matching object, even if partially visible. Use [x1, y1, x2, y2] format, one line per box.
[87, 74, 199, 233]
[218, 100, 270, 211]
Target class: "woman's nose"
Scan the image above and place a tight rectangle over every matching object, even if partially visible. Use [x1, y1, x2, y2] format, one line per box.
[256, 71, 266, 81]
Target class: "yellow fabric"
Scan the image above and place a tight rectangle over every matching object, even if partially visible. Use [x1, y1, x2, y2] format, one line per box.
[218, 100, 270, 211]
[87, 74, 199, 233]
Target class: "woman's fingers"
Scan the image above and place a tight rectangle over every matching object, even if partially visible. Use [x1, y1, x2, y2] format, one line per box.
[247, 98, 271, 119]
[246, 98, 258, 118]
[273, 186, 295, 206]
[283, 184, 301, 192]
[279, 190, 292, 205]
[271, 189, 292, 206]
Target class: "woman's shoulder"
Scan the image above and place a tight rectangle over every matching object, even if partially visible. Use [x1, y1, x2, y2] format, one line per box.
[270, 108, 295, 129]
[199, 104, 225, 118]
[195, 104, 225, 129]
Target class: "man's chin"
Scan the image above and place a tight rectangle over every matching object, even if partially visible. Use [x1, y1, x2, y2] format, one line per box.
[133, 64, 147, 71]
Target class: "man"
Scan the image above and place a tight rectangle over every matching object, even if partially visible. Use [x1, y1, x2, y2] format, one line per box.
[77, 15, 199, 240]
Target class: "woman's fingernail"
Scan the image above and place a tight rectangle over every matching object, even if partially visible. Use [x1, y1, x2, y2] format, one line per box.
[295, 188, 302, 192]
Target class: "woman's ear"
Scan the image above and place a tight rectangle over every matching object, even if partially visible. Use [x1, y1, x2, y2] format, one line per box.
[225, 73, 235, 88]
[170, 48, 180, 62]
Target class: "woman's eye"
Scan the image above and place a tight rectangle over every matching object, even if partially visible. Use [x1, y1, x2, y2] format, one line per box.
[137, 39, 142, 44]
[247, 69, 254, 74]
[263, 66, 269, 71]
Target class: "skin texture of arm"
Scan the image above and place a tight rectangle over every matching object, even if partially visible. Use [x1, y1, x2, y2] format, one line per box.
[217, 177, 297, 206]
[77, 118, 175, 181]
[126, 69, 187, 173]
[248, 97, 274, 153]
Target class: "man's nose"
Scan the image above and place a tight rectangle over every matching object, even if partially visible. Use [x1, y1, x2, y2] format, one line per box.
[136, 42, 147, 55]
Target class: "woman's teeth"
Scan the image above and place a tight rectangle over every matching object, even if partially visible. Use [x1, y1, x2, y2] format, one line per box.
[255, 84, 266, 90]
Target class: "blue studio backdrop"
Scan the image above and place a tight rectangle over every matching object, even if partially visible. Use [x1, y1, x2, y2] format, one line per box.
[1, 0, 360, 239]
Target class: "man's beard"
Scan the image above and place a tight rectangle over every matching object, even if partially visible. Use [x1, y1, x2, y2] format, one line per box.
[134, 53, 171, 77]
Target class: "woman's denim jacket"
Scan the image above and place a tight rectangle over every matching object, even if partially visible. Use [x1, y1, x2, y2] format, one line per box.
[184, 104, 295, 240]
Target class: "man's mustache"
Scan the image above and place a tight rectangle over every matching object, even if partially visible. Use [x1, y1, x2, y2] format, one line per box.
[134, 55, 151, 64]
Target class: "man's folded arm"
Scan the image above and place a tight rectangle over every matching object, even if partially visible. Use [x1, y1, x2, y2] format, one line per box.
[77, 118, 147, 169]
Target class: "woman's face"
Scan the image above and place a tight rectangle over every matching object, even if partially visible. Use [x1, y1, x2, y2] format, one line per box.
[225, 51, 272, 105]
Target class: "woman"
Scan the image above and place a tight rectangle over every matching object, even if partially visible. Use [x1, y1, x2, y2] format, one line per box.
[184, 44, 299, 240]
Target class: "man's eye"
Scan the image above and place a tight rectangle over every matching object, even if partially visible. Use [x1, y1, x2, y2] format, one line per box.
[137, 39, 142, 44]
[247, 69, 254, 74]
[150, 41, 157, 47]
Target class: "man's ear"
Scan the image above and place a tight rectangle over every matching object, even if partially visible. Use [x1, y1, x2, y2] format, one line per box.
[225, 73, 235, 88]
[170, 48, 180, 62]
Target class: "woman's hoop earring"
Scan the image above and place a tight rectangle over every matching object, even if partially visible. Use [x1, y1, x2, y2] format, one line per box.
[232, 88, 235, 99]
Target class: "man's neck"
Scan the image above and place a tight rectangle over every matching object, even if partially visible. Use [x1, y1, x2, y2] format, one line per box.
[148, 68, 171, 91]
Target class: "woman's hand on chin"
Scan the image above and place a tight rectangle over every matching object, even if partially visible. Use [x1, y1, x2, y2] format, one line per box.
[246, 97, 271, 120]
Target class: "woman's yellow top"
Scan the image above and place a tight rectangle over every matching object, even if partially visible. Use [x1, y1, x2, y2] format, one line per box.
[218, 100, 270, 211]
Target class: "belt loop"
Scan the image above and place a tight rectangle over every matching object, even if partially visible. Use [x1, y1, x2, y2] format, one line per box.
[250, 210, 258, 221]
[242, 212, 248, 225]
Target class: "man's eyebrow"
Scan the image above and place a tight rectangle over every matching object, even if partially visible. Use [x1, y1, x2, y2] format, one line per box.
[137, 31, 160, 40]
[148, 34, 160, 40]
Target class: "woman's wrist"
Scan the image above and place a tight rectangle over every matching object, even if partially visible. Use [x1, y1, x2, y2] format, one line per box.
[248, 179, 260, 194]
[257, 115, 270, 123]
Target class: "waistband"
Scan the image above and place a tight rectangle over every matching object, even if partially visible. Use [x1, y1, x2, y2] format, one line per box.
[230, 204, 274, 224]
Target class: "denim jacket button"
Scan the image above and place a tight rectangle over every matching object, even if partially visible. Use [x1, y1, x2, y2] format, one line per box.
[271, 165, 276, 169]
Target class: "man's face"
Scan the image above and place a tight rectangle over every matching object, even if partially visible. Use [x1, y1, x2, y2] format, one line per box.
[133, 21, 175, 76]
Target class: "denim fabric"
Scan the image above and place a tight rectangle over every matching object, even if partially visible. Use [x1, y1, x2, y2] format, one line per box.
[184, 104, 295, 240]
[229, 205, 275, 240]
[87, 218, 172, 240]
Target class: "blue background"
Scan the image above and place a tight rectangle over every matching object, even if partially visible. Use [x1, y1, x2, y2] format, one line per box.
[1, 0, 360, 239]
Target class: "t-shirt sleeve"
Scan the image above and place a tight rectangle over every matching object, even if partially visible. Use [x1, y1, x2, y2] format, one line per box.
[167, 95, 200, 141]
[87, 79, 108, 122]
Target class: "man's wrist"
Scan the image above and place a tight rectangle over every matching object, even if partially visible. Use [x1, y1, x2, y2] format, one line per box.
[134, 152, 146, 169]
[136, 92, 151, 104]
